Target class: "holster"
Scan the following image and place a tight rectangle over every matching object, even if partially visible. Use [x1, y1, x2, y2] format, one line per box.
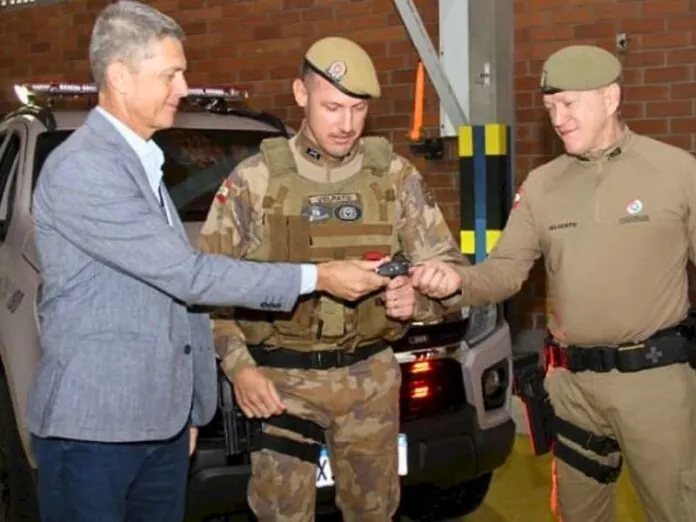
[217, 365, 262, 456]
[512, 351, 554, 456]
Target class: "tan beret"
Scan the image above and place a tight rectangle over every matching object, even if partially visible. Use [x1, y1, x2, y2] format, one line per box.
[303, 36, 381, 99]
[540, 45, 622, 94]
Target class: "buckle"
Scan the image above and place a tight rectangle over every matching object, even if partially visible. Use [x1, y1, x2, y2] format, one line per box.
[600, 459, 622, 483]
[310, 350, 346, 370]
[583, 432, 620, 456]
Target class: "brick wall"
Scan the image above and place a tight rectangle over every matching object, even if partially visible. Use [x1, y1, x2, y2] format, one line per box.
[1, 0, 695, 329]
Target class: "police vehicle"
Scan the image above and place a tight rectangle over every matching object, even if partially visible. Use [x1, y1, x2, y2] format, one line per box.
[0, 82, 515, 521]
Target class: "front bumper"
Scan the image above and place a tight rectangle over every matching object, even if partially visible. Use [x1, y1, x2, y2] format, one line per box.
[184, 405, 515, 519]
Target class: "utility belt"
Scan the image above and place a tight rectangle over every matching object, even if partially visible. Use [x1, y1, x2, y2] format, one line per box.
[545, 320, 696, 373]
[513, 318, 696, 484]
[248, 339, 389, 370]
[217, 340, 389, 460]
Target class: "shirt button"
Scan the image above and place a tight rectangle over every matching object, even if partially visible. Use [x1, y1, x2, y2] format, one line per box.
[184, 344, 192, 355]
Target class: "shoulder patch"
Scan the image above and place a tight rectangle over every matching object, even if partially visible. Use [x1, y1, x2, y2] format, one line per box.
[215, 178, 235, 204]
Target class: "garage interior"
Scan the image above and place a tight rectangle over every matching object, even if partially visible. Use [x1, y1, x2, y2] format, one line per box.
[1, 0, 691, 520]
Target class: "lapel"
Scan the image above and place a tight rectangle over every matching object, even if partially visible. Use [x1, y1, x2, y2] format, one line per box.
[85, 109, 188, 242]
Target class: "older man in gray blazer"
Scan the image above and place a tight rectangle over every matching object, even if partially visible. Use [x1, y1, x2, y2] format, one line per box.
[26, 2, 390, 521]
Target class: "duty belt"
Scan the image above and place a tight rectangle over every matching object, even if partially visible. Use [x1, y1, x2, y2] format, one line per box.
[248, 340, 389, 370]
[546, 321, 696, 373]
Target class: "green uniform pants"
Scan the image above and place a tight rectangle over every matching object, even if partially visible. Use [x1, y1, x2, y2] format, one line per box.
[546, 363, 696, 521]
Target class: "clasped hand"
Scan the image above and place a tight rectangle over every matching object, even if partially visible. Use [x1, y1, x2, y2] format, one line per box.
[409, 260, 462, 300]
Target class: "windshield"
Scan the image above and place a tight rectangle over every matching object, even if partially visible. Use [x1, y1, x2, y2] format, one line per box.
[33, 127, 278, 221]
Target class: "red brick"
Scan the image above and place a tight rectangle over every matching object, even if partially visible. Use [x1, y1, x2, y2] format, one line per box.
[671, 83, 696, 99]
[621, 102, 645, 119]
[670, 119, 696, 134]
[574, 22, 616, 39]
[643, 0, 690, 17]
[643, 66, 690, 84]
[641, 31, 690, 49]
[645, 101, 690, 118]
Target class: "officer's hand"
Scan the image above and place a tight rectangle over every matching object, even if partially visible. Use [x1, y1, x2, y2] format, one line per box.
[316, 259, 390, 301]
[384, 275, 416, 320]
[232, 366, 286, 419]
[409, 261, 462, 299]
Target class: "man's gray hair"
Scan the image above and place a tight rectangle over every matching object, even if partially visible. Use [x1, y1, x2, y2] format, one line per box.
[89, 0, 185, 87]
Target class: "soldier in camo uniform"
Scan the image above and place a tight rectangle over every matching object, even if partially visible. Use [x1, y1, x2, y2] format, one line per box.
[198, 36, 468, 522]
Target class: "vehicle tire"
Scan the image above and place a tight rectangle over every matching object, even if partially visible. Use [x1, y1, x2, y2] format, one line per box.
[0, 363, 39, 521]
[399, 472, 493, 522]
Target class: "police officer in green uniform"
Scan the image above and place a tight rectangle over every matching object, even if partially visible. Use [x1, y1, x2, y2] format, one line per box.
[444, 45, 696, 522]
[199, 36, 467, 522]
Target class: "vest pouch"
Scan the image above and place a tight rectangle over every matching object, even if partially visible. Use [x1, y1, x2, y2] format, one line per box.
[353, 294, 405, 342]
[268, 296, 318, 338]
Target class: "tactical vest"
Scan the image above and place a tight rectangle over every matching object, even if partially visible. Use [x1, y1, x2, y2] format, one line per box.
[234, 136, 406, 352]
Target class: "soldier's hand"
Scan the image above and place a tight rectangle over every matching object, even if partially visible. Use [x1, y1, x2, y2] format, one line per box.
[384, 275, 416, 321]
[232, 366, 286, 418]
[409, 260, 462, 299]
[316, 259, 390, 301]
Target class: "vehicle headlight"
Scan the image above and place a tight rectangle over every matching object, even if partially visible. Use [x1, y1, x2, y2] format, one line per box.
[464, 303, 499, 346]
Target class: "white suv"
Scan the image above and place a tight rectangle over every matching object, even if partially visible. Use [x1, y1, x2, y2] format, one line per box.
[0, 83, 515, 522]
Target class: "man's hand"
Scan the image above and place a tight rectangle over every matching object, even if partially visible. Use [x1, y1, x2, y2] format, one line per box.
[232, 366, 286, 419]
[409, 260, 462, 299]
[189, 426, 199, 456]
[316, 260, 390, 301]
[384, 275, 416, 321]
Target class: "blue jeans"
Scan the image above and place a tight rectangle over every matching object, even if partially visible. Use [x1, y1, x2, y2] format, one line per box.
[32, 427, 190, 522]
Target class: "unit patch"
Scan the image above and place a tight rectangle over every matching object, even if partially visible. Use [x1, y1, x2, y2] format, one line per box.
[302, 193, 363, 223]
[334, 203, 362, 222]
[300, 204, 332, 223]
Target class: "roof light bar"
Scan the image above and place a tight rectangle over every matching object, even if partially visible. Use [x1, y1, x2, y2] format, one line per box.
[12, 82, 250, 103]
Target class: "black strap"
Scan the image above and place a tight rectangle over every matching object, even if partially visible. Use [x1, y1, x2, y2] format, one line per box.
[554, 416, 620, 457]
[264, 413, 325, 444]
[552, 416, 622, 484]
[553, 440, 622, 484]
[249, 340, 388, 370]
[257, 432, 322, 464]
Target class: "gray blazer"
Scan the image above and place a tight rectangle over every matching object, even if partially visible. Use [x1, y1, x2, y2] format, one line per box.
[26, 109, 302, 442]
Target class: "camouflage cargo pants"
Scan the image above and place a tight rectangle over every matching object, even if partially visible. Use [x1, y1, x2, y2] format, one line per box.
[248, 347, 402, 522]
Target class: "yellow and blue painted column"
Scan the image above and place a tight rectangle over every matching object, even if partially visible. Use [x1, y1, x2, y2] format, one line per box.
[458, 123, 512, 264]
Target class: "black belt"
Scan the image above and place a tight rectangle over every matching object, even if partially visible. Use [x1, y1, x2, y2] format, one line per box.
[248, 340, 389, 370]
[546, 321, 696, 373]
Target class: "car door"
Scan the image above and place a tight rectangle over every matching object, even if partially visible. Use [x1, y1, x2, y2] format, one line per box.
[0, 119, 42, 466]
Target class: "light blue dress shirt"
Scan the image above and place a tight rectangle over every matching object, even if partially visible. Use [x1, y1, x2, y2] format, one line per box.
[95, 107, 317, 294]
